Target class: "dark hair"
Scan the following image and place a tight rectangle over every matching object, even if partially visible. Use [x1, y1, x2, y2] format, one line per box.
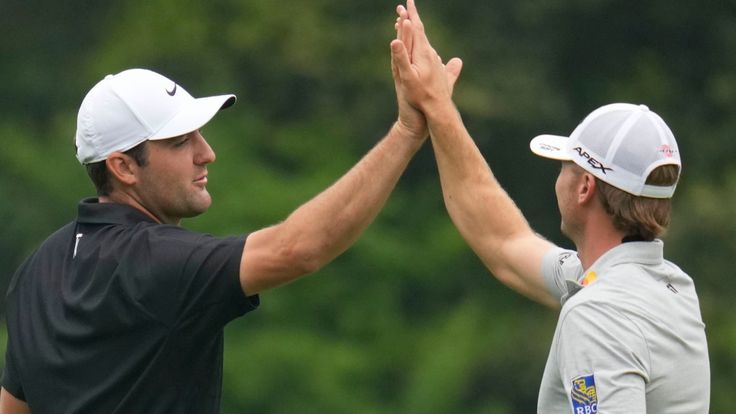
[85, 142, 149, 196]
[596, 164, 680, 241]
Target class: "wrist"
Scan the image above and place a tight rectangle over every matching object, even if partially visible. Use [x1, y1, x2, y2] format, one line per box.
[426, 101, 465, 143]
[422, 98, 458, 124]
[392, 118, 428, 143]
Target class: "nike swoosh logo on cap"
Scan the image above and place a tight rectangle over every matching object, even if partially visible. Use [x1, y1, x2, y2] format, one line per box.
[166, 84, 177, 96]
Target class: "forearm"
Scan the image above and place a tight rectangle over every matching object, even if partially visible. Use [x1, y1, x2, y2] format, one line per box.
[286, 122, 423, 267]
[426, 102, 532, 252]
[425, 102, 559, 306]
[241, 122, 424, 294]
[390, 0, 556, 305]
[422, 103, 557, 306]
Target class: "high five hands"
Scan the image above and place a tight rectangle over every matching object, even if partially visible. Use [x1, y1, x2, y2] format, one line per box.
[391, 0, 463, 138]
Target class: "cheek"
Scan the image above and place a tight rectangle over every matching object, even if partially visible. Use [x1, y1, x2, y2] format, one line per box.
[555, 173, 575, 214]
[139, 164, 178, 197]
[554, 174, 565, 203]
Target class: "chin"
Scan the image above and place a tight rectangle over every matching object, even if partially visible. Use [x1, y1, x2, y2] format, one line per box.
[194, 199, 213, 215]
[184, 194, 213, 217]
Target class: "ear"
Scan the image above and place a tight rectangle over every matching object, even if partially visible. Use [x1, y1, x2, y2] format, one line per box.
[105, 152, 139, 187]
[577, 172, 597, 205]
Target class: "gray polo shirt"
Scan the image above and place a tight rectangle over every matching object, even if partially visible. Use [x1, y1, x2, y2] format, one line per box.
[537, 241, 709, 414]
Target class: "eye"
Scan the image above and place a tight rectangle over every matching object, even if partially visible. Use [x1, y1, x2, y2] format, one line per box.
[173, 137, 189, 147]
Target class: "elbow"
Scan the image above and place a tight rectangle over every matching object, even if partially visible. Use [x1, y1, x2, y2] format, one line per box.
[282, 242, 323, 276]
[296, 252, 322, 276]
[263, 221, 345, 279]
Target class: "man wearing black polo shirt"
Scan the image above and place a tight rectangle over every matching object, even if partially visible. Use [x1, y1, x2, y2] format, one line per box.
[0, 65, 462, 412]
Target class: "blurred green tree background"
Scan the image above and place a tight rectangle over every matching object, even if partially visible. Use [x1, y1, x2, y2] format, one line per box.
[1, 0, 734, 412]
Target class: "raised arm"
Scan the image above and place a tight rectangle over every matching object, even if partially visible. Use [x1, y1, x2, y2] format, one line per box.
[392, 0, 559, 308]
[237, 20, 463, 296]
[239, 121, 423, 295]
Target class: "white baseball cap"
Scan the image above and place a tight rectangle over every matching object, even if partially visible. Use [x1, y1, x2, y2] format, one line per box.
[529, 103, 681, 199]
[75, 68, 236, 164]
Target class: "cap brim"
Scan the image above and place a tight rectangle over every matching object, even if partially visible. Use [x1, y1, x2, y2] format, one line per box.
[529, 134, 572, 161]
[150, 94, 236, 140]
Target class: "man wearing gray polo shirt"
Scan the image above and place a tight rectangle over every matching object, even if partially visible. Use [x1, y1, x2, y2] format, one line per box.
[390, 1, 709, 412]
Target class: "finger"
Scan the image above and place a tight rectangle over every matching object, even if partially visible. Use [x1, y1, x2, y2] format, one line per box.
[445, 57, 464, 90]
[396, 5, 409, 42]
[401, 19, 414, 60]
[390, 39, 403, 84]
[396, 13, 404, 41]
[397, 5, 407, 18]
[395, 8, 402, 36]
[406, 0, 424, 32]
[390, 39, 414, 81]
[396, 5, 408, 36]
[403, 1, 434, 61]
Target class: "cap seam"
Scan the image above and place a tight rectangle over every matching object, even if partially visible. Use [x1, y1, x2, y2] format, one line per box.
[605, 110, 642, 164]
[109, 80, 155, 136]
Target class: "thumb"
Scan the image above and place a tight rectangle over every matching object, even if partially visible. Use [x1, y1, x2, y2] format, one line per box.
[390, 39, 414, 81]
[445, 57, 463, 91]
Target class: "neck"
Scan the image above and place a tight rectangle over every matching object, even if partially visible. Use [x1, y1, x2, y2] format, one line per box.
[99, 193, 176, 225]
[573, 213, 625, 270]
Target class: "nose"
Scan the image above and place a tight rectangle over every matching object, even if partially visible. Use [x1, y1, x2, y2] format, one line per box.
[192, 131, 216, 165]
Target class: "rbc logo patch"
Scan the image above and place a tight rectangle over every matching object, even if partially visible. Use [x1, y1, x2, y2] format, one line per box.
[571, 374, 598, 414]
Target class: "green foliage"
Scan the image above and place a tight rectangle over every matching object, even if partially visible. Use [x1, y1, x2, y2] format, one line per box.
[1, 0, 734, 412]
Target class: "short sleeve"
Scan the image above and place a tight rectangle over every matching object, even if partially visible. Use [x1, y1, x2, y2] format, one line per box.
[2, 335, 25, 400]
[119, 226, 259, 330]
[555, 303, 649, 414]
[541, 247, 584, 304]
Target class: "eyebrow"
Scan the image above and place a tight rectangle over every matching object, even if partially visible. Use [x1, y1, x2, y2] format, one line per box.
[164, 135, 188, 145]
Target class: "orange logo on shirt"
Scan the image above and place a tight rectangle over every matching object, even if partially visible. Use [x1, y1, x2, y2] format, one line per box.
[581, 271, 597, 286]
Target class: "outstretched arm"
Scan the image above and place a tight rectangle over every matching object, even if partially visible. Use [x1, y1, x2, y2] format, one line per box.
[392, 0, 559, 308]
[238, 19, 463, 296]
[240, 121, 423, 295]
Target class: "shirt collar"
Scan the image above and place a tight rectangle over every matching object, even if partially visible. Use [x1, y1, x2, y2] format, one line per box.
[77, 197, 157, 226]
[561, 241, 665, 303]
[589, 240, 665, 272]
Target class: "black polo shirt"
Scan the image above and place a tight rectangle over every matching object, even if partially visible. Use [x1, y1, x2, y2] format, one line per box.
[2, 198, 259, 413]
